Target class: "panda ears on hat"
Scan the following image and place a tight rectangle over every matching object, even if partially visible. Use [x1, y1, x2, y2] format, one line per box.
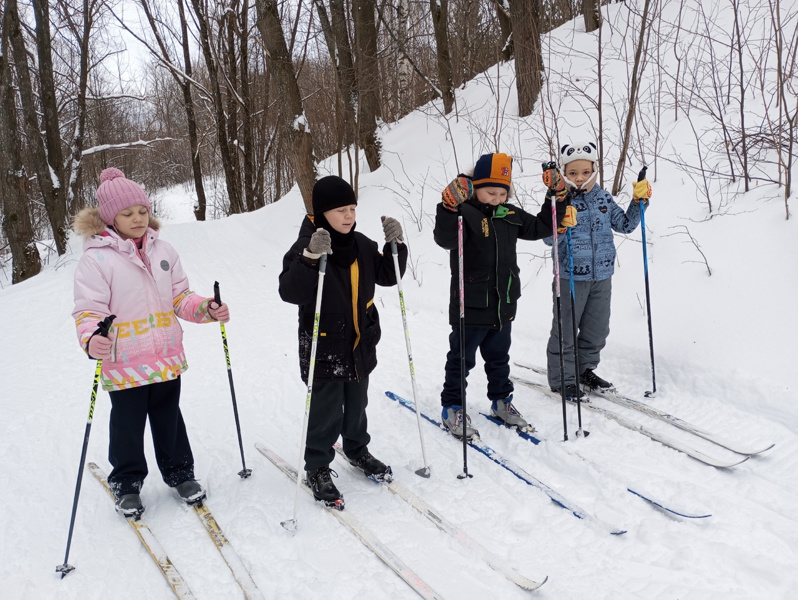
[560, 141, 598, 166]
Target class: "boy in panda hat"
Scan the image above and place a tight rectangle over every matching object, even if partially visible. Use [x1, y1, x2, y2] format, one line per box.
[434, 153, 569, 439]
[541, 141, 652, 399]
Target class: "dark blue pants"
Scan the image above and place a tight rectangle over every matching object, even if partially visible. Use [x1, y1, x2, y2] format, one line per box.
[305, 378, 371, 472]
[107, 377, 194, 495]
[440, 324, 514, 407]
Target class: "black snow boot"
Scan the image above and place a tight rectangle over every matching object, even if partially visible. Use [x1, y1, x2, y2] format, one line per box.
[348, 451, 393, 483]
[307, 467, 344, 509]
[115, 493, 145, 519]
[580, 369, 614, 392]
[174, 479, 206, 505]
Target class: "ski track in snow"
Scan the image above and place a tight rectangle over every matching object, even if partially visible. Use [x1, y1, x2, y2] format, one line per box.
[2, 5, 798, 599]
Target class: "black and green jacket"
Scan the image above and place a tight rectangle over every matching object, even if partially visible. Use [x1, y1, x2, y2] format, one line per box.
[433, 197, 553, 329]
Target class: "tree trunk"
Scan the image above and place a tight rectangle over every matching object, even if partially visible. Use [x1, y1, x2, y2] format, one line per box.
[1, 10, 41, 283]
[31, 0, 67, 227]
[190, 0, 244, 214]
[583, 0, 601, 33]
[430, 0, 455, 115]
[493, 0, 514, 61]
[239, 0, 258, 209]
[352, 0, 382, 171]
[255, 0, 317, 212]
[6, 0, 67, 255]
[176, 0, 208, 220]
[511, 0, 543, 118]
[612, 0, 652, 196]
[62, 0, 93, 215]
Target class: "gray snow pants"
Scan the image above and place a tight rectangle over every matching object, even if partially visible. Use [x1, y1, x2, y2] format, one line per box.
[546, 277, 612, 389]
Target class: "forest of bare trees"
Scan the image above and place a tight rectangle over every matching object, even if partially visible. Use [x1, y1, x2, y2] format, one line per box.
[1, 0, 796, 284]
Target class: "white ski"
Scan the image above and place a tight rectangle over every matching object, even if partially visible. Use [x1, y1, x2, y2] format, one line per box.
[511, 375, 750, 468]
[334, 446, 547, 591]
[513, 361, 774, 457]
[88, 462, 195, 600]
[191, 501, 264, 599]
[255, 443, 445, 600]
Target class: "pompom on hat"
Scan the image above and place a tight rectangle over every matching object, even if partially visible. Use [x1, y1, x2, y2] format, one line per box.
[471, 153, 513, 191]
[96, 168, 151, 225]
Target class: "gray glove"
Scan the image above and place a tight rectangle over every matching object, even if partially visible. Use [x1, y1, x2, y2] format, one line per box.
[307, 228, 332, 255]
[381, 216, 403, 243]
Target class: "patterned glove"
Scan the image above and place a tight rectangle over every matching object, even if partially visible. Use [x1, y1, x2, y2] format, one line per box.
[381, 216, 404, 243]
[442, 175, 473, 212]
[307, 228, 332, 255]
[558, 205, 578, 234]
[208, 301, 230, 323]
[542, 162, 566, 199]
[632, 179, 652, 204]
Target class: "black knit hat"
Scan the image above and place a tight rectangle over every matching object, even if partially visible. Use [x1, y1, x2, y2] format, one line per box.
[312, 176, 357, 216]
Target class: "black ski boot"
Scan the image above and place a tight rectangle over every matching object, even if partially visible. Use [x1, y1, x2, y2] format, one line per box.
[307, 467, 344, 510]
[551, 385, 587, 403]
[348, 451, 393, 483]
[114, 493, 145, 519]
[174, 479, 206, 505]
[580, 369, 614, 392]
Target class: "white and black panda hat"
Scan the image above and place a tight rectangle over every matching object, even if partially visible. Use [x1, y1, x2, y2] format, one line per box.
[559, 141, 598, 189]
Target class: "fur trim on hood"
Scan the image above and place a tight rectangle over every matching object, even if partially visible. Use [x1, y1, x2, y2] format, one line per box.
[72, 206, 162, 238]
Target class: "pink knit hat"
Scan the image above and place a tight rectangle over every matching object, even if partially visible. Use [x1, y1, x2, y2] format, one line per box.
[96, 168, 151, 225]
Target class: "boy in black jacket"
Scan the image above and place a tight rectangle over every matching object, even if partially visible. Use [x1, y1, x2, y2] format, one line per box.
[279, 176, 407, 506]
[434, 153, 565, 439]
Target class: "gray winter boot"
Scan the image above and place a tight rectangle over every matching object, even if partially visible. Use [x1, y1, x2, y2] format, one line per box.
[442, 405, 478, 440]
[490, 397, 532, 431]
[114, 493, 144, 519]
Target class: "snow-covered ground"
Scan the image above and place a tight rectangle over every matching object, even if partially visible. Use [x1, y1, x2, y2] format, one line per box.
[2, 4, 797, 599]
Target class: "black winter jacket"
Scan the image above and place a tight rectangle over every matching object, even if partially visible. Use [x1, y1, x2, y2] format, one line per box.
[433, 198, 553, 329]
[279, 216, 408, 383]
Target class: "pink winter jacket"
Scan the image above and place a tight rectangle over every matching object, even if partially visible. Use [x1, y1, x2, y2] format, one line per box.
[72, 207, 215, 391]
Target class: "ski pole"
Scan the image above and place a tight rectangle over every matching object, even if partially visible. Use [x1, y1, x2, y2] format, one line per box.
[456, 211, 472, 480]
[213, 282, 252, 479]
[389, 239, 431, 478]
[57, 314, 116, 578]
[544, 162, 569, 442]
[283, 254, 328, 533]
[566, 223, 589, 438]
[637, 166, 657, 397]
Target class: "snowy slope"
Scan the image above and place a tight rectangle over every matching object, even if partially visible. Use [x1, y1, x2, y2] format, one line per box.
[2, 4, 798, 599]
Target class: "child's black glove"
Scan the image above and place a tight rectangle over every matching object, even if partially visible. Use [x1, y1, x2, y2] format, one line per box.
[442, 175, 473, 212]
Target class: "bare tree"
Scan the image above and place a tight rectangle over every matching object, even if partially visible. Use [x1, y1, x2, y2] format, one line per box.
[511, 0, 543, 118]
[492, 0, 514, 61]
[6, 0, 68, 254]
[31, 0, 68, 240]
[429, 0, 454, 114]
[1, 3, 41, 282]
[190, 0, 244, 213]
[583, 0, 601, 33]
[352, 0, 382, 171]
[612, 0, 653, 195]
[255, 0, 317, 211]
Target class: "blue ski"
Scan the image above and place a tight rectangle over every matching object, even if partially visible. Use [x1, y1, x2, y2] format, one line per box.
[385, 391, 627, 535]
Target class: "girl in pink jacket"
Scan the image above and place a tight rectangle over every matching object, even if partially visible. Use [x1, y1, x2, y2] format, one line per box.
[72, 168, 230, 518]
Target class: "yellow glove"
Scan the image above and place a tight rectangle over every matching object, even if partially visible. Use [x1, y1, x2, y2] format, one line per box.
[557, 205, 577, 234]
[632, 179, 652, 204]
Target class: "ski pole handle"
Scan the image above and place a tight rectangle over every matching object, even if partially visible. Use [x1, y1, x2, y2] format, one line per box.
[637, 166, 648, 182]
[96, 314, 116, 338]
[214, 281, 222, 305]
